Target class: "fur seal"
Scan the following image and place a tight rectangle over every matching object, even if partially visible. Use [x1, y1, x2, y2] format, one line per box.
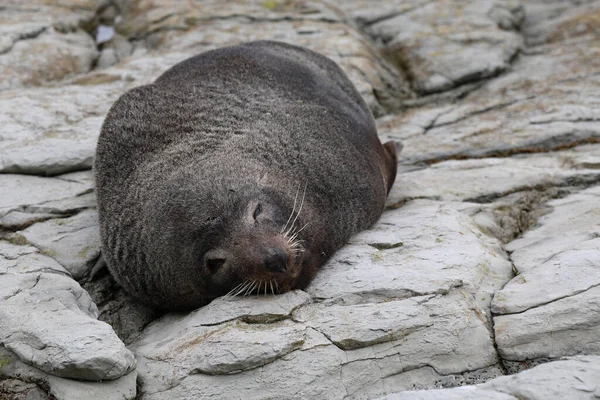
[95, 41, 399, 310]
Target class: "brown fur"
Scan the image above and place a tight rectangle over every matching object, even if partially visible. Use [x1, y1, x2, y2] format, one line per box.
[94, 41, 399, 310]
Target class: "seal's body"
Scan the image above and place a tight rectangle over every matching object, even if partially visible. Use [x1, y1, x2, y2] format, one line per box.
[95, 41, 398, 310]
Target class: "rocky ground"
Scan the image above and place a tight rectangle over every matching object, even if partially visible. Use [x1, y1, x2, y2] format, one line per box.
[1, 0, 599, 399]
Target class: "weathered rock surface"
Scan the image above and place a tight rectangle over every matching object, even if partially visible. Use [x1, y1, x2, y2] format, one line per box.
[337, 0, 524, 94]
[493, 185, 600, 363]
[380, 356, 600, 399]
[2, 0, 600, 398]
[0, 0, 100, 91]
[0, 347, 137, 400]
[0, 241, 135, 381]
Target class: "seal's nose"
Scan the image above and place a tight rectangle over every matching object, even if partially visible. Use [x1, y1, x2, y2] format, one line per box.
[264, 248, 288, 273]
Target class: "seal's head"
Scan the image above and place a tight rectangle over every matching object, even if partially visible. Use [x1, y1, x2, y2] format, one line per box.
[200, 188, 316, 299]
[151, 175, 320, 309]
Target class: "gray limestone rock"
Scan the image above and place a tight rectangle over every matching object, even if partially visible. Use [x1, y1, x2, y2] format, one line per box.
[0, 0, 100, 90]
[17, 209, 100, 280]
[388, 146, 600, 205]
[380, 356, 600, 399]
[0, 347, 137, 400]
[307, 200, 512, 315]
[492, 186, 600, 362]
[0, 174, 89, 217]
[0, 272, 135, 381]
[337, 0, 524, 94]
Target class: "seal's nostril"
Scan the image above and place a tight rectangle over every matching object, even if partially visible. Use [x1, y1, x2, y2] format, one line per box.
[264, 248, 288, 273]
[206, 257, 226, 273]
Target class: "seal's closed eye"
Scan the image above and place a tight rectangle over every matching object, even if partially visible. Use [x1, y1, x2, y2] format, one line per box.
[253, 203, 263, 220]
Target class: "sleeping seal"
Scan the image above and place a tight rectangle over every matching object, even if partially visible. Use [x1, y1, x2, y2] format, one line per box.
[94, 40, 399, 310]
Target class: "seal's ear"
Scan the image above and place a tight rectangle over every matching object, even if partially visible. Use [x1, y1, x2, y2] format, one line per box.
[382, 141, 401, 194]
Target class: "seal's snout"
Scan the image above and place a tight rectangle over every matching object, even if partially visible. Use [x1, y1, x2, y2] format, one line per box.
[264, 248, 288, 273]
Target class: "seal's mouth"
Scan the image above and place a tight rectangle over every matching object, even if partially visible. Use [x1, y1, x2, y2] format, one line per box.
[221, 246, 306, 299]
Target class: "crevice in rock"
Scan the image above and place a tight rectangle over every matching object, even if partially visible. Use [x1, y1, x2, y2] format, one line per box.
[420, 135, 600, 166]
[401, 81, 486, 109]
[465, 173, 600, 205]
[501, 357, 557, 375]
[0, 26, 48, 55]
[313, 283, 461, 306]
[367, 242, 403, 250]
[0, 376, 56, 400]
[530, 117, 600, 125]
[83, 269, 161, 345]
[476, 187, 569, 244]
[430, 97, 531, 131]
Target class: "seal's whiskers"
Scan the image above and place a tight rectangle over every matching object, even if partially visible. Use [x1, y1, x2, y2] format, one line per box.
[284, 183, 307, 238]
[281, 183, 302, 234]
[223, 280, 248, 299]
[244, 280, 258, 297]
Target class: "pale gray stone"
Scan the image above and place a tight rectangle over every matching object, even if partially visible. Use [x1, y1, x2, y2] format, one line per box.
[522, 0, 600, 46]
[0, 240, 69, 276]
[191, 289, 312, 325]
[17, 209, 100, 280]
[493, 185, 600, 313]
[132, 320, 318, 394]
[337, 0, 524, 94]
[0, 27, 98, 90]
[293, 296, 433, 350]
[0, 272, 135, 380]
[379, 356, 600, 399]
[479, 356, 600, 399]
[0, 211, 56, 230]
[388, 146, 600, 205]
[0, 347, 138, 400]
[0, 175, 88, 217]
[141, 343, 347, 400]
[307, 200, 512, 315]
[47, 371, 138, 400]
[380, 387, 517, 400]
[494, 285, 600, 361]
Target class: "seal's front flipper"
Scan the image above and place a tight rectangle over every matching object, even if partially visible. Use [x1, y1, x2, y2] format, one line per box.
[382, 140, 400, 194]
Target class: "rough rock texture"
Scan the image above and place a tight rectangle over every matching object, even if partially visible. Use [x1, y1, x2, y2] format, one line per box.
[380, 356, 600, 399]
[0, 0, 100, 90]
[2, 0, 600, 399]
[336, 0, 525, 94]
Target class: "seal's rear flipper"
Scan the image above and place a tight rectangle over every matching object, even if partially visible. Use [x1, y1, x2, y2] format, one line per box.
[382, 141, 401, 194]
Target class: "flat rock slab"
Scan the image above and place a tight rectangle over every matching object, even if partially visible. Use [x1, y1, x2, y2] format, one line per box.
[337, 0, 524, 94]
[0, 0, 99, 90]
[0, 347, 137, 400]
[16, 208, 100, 280]
[308, 200, 512, 314]
[0, 174, 89, 217]
[389, 145, 600, 204]
[378, 25, 600, 164]
[380, 356, 600, 399]
[492, 185, 600, 362]
[0, 239, 135, 382]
